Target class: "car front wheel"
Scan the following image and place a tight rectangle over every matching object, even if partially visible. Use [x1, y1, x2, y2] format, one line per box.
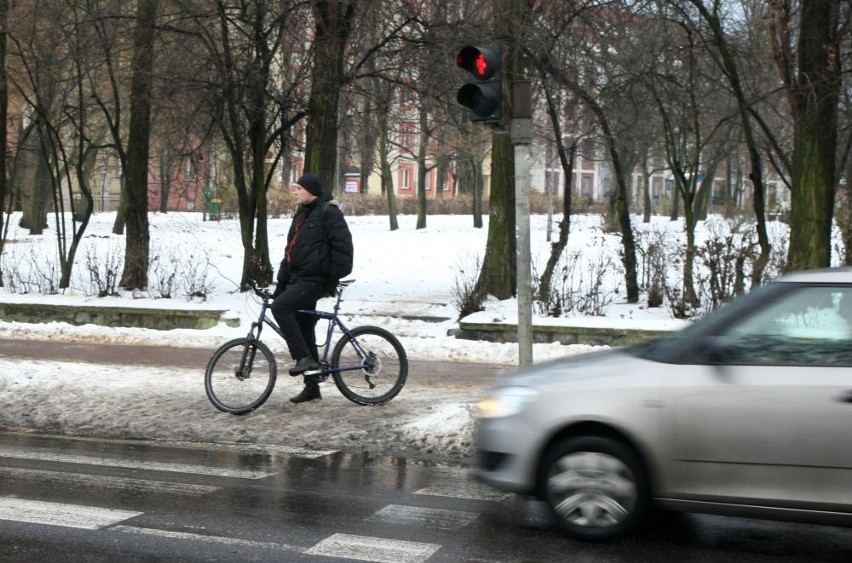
[540, 436, 650, 541]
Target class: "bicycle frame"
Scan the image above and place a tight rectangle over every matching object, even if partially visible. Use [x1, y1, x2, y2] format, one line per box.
[247, 282, 375, 377]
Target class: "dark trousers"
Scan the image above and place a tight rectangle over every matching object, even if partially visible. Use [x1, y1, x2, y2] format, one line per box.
[269, 279, 326, 360]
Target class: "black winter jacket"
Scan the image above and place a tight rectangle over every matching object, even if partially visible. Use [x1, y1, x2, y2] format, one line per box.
[276, 192, 353, 288]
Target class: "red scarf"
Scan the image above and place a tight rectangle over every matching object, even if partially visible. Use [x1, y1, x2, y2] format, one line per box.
[285, 208, 308, 264]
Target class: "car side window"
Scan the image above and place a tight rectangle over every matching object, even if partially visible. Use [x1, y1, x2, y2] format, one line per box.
[718, 287, 852, 366]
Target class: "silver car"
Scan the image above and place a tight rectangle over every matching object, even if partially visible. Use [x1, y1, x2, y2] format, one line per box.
[473, 267, 852, 541]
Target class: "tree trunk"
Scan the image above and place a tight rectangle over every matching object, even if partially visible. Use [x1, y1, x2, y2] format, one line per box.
[0, 0, 7, 287]
[786, 1, 841, 271]
[538, 80, 575, 306]
[615, 169, 639, 303]
[378, 118, 398, 231]
[642, 157, 652, 223]
[475, 129, 515, 300]
[16, 123, 49, 234]
[538, 142, 575, 309]
[112, 179, 126, 235]
[472, 157, 483, 228]
[303, 1, 355, 189]
[159, 152, 170, 213]
[120, 0, 157, 290]
[682, 200, 700, 308]
[415, 104, 428, 229]
[435, 162, 446, 197]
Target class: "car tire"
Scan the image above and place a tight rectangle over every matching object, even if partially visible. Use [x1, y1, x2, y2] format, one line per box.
[540, 436, 650, 541]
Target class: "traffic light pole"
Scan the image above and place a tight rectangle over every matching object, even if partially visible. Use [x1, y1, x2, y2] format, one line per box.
[511, 81, 533, 367]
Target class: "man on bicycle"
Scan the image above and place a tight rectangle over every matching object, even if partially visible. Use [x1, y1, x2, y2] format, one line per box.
[271, 173, 353, 404]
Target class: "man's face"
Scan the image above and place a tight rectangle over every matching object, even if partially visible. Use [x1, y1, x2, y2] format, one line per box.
[291, 184, 318, 205]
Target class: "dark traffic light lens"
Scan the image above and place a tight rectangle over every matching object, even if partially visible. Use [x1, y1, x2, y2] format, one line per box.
[457, 83, 500, 117]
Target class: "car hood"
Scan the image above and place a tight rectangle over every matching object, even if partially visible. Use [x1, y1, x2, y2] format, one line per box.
[496, 347, 651, 391]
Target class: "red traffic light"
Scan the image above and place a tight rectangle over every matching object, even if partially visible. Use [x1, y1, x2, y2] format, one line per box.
[456, 45, 499, 80]
[455, 45, 502, 124]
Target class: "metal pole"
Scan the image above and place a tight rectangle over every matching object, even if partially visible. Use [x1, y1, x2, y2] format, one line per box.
[511, 80, 533, 367]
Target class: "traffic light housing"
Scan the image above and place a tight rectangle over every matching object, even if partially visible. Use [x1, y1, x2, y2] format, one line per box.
[456, 45, 502, 124]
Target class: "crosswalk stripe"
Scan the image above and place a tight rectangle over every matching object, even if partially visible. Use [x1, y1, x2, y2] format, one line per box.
[367, 504, 478, 530]
[0, 466, 218, 496]
[168, 441, 338, 459]
[414, 480, 510, 502]
[0, 497, 141, 529]
[306, 533, 440, 563]
[0, 447, 274, 479]
[114, 525, 304, 553]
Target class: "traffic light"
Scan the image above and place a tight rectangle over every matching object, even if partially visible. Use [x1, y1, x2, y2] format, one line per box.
[456, 45, 502, 124]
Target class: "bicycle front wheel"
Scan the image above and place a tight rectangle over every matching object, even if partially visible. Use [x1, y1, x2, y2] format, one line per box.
[205, 337, 277, 415]
[331, 326, 408, 405]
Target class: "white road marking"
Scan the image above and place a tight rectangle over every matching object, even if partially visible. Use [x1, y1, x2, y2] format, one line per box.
[0, 466, 218, 496]
[367, 504, 478, 530]
[0, 497, 141, 529]
[0, 447, 274, 479]
[114, 525, 304, 553]
[414, 480, 510, 501]
[306, 533, 440, 563]
[167, 441, 338, 459]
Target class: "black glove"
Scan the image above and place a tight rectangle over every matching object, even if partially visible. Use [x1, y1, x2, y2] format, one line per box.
[325, 278, 339, 297]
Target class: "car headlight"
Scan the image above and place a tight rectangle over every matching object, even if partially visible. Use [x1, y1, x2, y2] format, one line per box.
[477, 386, 540, 419]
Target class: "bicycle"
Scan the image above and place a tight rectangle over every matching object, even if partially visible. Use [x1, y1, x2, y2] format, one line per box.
[204, 279, 408, 414]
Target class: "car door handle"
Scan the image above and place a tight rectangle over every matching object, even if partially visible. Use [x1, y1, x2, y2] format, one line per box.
[836, 391, 852, 403]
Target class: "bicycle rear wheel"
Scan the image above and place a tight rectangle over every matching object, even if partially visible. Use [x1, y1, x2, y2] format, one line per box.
[331, 326, 408, 405]
[205, 337, 277, 414]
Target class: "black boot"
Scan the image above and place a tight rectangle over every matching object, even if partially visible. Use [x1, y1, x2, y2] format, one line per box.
[290, 376, 322, 404]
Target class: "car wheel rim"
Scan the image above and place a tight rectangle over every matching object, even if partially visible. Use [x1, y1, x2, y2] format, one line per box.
[547, 451, 637, 528]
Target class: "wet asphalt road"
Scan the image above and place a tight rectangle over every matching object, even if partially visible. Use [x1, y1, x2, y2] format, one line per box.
[1, 431, 852, 562]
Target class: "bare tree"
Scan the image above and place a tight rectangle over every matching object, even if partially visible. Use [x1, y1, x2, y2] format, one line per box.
[527, 3, 641, 302]
[174, 0, 309, 287]
[303, 0, 357, 189]
[642, 13, 739, 307]
[5, 0, 113, 289]
[536, 75, 577, 307]
[771, 0, 842, 270]
[120, 0, 158, 290]
[0, 0, 7, 283]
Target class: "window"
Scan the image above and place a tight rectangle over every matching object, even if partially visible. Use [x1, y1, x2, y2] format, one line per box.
[720, 287, 852, 366]
[581, 175, 593, 198]
[400, 128, 411, 152]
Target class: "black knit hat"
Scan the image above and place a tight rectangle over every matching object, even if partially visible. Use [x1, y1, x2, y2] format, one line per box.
[296, 173, 323, 196]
